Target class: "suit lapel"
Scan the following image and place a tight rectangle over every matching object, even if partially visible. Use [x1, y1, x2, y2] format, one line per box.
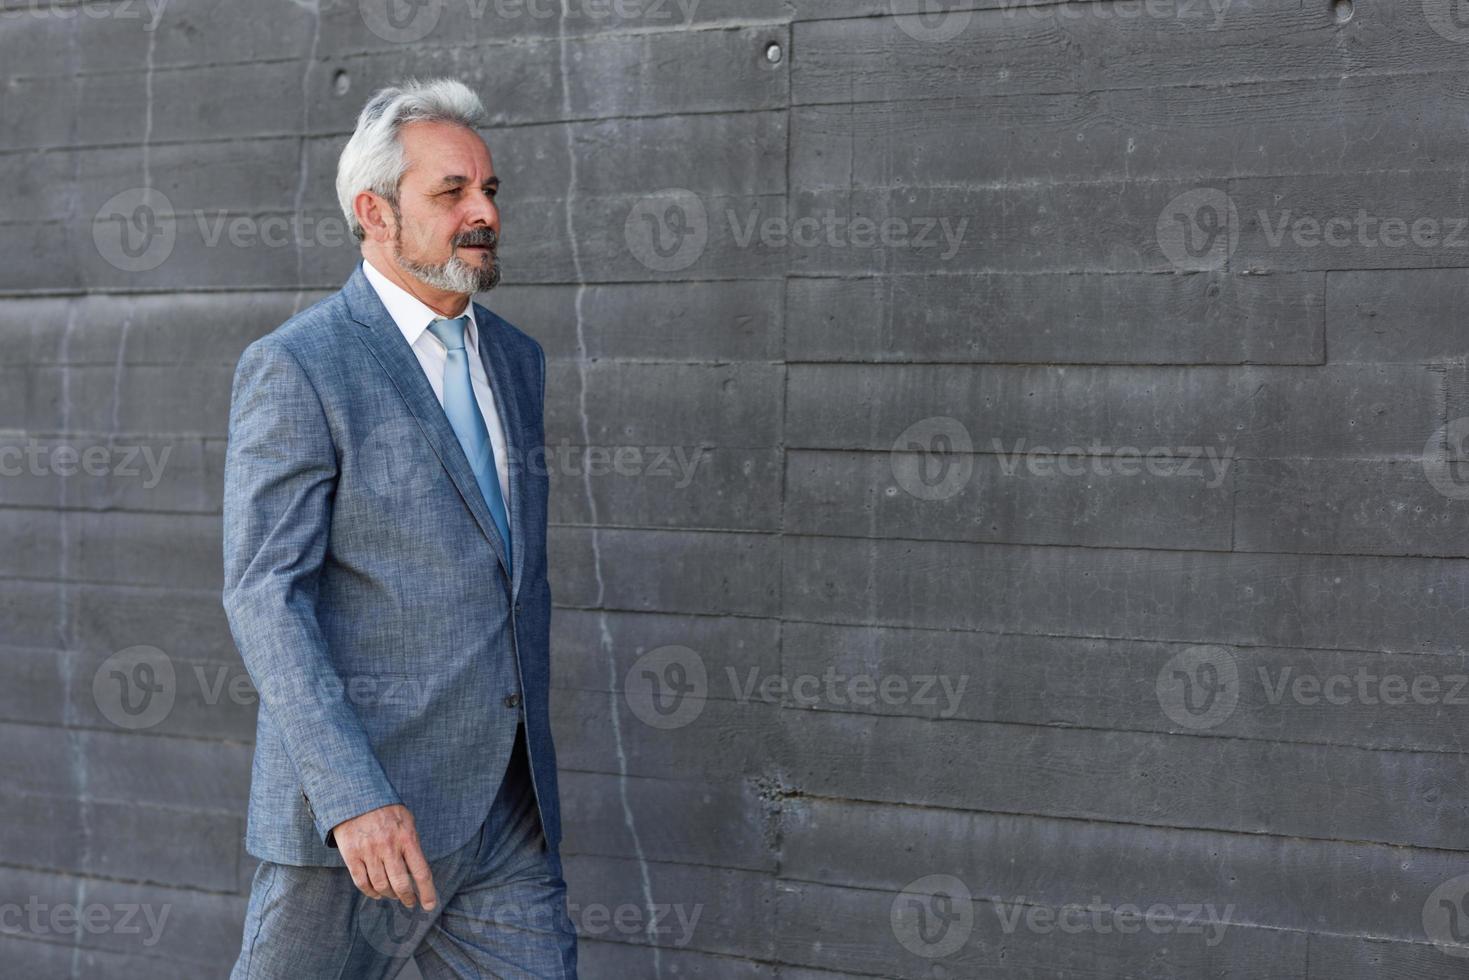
[344, 262, 515, 590]
[473, 302, 526, 603]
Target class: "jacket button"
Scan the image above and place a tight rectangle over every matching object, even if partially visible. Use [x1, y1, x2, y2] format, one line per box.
[504, 693, 522, 708]
[514, 602, 522, 614]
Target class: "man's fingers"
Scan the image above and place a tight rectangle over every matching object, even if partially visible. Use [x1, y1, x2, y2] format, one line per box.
[385, 853, 418, 908]
[403, 841, 438, 911]
[331, 805, 436, 908]
[347, 857, 381, 900]
[366, 857, 393, 900]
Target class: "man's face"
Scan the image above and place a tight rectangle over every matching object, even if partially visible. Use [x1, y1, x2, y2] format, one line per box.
[388, 119, 501, 294]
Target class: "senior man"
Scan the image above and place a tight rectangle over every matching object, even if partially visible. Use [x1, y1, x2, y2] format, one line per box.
[223, 78, 576, 978]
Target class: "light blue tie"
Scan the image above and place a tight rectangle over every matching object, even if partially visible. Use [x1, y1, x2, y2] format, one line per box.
[427, 316, 512, 568]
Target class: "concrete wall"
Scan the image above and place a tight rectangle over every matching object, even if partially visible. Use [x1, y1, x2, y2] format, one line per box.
[5, 0, 1469, 975]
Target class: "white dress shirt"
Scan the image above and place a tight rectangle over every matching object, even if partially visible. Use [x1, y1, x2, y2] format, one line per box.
[362, 258, 512, 508]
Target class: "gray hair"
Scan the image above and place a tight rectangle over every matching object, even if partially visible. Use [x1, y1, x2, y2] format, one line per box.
[335, 78, 487, 243]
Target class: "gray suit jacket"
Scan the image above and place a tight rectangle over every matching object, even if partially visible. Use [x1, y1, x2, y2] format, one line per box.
[222, 260, 559, 866]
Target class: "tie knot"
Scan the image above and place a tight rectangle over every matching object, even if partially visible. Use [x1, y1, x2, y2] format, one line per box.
[428, 316, 470, 352]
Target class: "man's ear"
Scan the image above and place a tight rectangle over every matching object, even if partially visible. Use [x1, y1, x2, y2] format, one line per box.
[354, 190, 396, 243]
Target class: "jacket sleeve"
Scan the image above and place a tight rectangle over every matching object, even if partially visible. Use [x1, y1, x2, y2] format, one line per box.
[221, 337, 401, 846]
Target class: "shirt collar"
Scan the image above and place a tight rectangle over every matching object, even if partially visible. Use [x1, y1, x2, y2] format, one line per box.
[361, 256, 476, 350]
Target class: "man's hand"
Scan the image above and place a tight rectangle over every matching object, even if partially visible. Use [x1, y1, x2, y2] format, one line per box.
[333, 804, 439, 910]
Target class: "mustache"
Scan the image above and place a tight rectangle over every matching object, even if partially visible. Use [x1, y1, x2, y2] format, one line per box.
[454, 228, 498, 250]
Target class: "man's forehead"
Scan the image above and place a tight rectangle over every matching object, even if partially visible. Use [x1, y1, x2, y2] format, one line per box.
[400, 122, 494, 179]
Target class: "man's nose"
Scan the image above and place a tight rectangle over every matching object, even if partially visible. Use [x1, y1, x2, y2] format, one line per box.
[465, 194, 499, 233]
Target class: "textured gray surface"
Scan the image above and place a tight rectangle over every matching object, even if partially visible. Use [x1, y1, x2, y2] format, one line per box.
[4, 0, 1469, 976]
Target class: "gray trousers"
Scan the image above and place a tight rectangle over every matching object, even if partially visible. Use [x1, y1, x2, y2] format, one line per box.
[232, 725, 578, 979]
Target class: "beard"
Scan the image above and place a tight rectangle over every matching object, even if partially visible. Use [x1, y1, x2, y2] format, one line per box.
[392, 221, 501, 294]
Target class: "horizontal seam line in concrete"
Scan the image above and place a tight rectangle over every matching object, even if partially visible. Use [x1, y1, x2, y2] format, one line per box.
[7, 580, 1466, 662]
[754, 869, 1446, 952]
[8, 678, 1469, 760]
[5, 785, 245, 819]
[0, 103, 788, 158]
[756, 791, 1469, 858]
[567, 934, 802, 972]
[547, 608, 1469, 662]
[767, 531, 1469, 561]
[788, 62, 1469, 110]
[0, 277, 785, 294]
[528, 844, 776, 874]
[584, 602, 1469, 659]
[0, 857, 250, 899]
[78, 598, 1469, 667]
[546, 683, 1469, 758]
[0, 19, 795, 77]
[7, 163, 1467, 213]
[0, 103, 787, 154]
[0, 717, 255, 749]
[0, 275, 788, 291]
[560, 840, 1463, 893]
[0, 929, 228, 969]
[780, 789, 1469, 853]
[0, 506, 224, 518]
[0, 266, 1453, 287]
